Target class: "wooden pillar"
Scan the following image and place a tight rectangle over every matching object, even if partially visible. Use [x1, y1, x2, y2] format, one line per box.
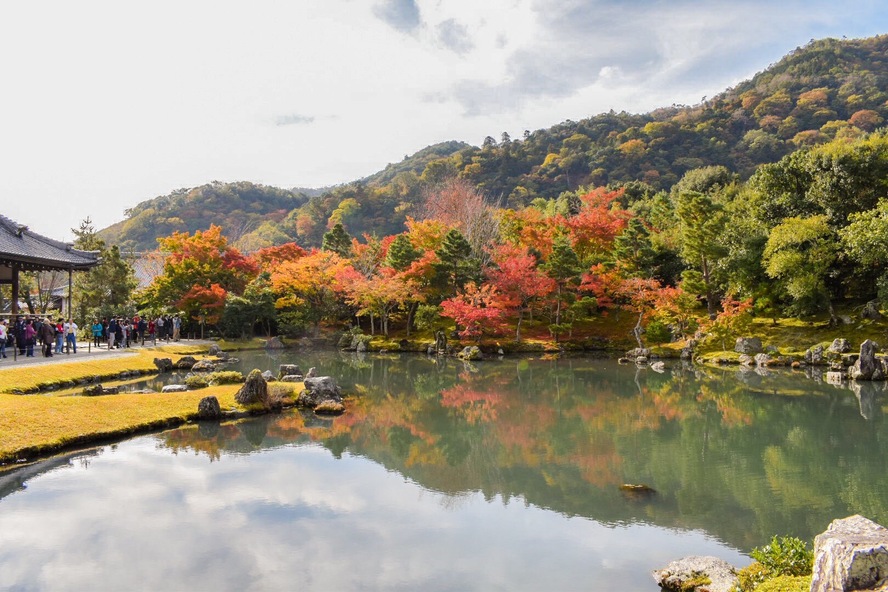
[68, 268, 73, 320]
[11, 264, 19, 315]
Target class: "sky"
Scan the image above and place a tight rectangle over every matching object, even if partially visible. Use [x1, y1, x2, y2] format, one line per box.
[2, 0, 888, 241]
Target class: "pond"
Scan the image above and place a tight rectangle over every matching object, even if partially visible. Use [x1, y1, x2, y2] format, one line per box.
[1, 352, 886, 591]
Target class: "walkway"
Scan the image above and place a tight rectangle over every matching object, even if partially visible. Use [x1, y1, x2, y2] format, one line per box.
[0, 339, 214, 369]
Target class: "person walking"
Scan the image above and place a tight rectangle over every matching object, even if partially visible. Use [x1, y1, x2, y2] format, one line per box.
[0, 319, 8, 359]
[92, 319, 103, 348]
[24, 319, 37, 357]
[173, 315, 181, 341]
[40, 317, 55, 357]
[64, 318, 78, 353]
[54, 318, 64, 354]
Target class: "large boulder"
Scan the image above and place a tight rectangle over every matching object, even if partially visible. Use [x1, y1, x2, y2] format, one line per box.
[153, 358, 173, 372]
[806, 344, 825, 365]
[652, 555, 738, 592]
[235, 369, 269, 407]
[735, 337, 763, 355]
[830, 338, 852, 354]
[811, 515, 888, 592]
[849, 340, 885, 381]
[297, 376, 343, 409]
[457, 346, 483, 361]
[279, 364, 301, 379]
[175, 356, 198, 370]
[191, 359, 219, 372]
[197, 396, 222, 420]
[264, 336, 285, 350]
[162, 384, 188, 393]
[754, 353, 773, 367]
[207, 344, 223, 357]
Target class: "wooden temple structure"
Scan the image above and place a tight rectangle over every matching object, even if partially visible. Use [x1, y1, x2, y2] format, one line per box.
[0, 215, 100, 315]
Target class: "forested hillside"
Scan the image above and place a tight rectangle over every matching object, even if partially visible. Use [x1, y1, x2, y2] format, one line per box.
[99, 181, 308, 252]
[101, 35, 888, 252]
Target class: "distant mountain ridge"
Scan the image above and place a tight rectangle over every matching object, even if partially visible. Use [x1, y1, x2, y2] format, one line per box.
[99, 34, 888, 252]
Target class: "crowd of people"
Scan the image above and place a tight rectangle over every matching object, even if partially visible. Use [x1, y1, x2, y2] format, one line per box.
[0, 314, 183, 360]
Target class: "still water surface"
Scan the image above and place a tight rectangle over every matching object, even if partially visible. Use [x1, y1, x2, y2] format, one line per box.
[1, 352, 886, 591]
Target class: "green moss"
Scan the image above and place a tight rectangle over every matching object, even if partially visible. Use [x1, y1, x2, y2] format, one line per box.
[754, 575, 811, 592]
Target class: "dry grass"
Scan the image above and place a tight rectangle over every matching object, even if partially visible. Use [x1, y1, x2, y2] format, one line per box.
[0, 385, 242, 463]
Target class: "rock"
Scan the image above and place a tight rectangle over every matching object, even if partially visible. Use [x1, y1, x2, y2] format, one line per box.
[175, 356, 198, 370]
[82, 384, 105, 396]
[153, 358, 173, 372]
[297, 376, 343, 409]
[235, 369, 269, 407]
[617, 357, 631, 364]
[305, 367, 317, 379]
[765, 344, 780, 354]
[102, 386, 119, 395]
[862, 300, 883, 320]
[207, 344, 223, 356]
[734, 337, 763, 355]
[849, 340, 885, 381]
[626, 347, 651, 358]
[739, 354, 755, 366]
[650, 361, 666, 372]
[356, 340, 367, 353]
[279, 364, 301, 379]
[191, 359, 218, 372]
[457, 346, 483, 361]
[264, 336, 285, 349]
[280, 375, 304, 382]
[811, 515, 888, 592]
[261, 370, 276, 382]
[754, 353, 772, 367]
[830, 338, 852, 354]
[214, 351, 230, 361]
[497, 348, 505, 356]
[791, 361, 802, 369]
[197, 396, 222, 420]
[806, 345, 825, 365]
[314, 400, 345, 415]
[652, 555, 738, 592]
[427, 345, 435, 355]
[680, 347, 694, 361]
[636, 356, 649, 365]
[162, 384, 188, 393]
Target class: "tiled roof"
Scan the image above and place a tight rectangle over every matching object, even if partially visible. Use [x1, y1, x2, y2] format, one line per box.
[0, 214, 100, 271]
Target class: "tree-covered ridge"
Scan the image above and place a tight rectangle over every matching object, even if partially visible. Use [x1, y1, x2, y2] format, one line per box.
[100, 35, 888, 255]
[260, 34, 888, 250]
[99, 181, 307, 252]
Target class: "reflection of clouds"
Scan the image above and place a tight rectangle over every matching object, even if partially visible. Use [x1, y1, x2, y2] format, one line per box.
[0, 437, 746, 591]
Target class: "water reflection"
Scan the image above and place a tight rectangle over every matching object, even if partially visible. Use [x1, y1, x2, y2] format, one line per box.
[1, 354, 886, 590]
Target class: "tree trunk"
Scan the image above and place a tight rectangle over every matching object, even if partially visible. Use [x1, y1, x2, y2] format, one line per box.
[633, 311, 645, 349]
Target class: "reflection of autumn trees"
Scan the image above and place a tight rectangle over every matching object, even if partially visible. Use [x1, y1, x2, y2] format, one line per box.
[155, 355, 888, 551]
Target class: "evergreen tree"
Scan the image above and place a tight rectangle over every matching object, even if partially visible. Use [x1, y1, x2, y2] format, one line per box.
[386, 234, 420, 271]
[676, 190, 726, 318]
[321, 223, 353, 257]
[72, 218, 138, 321]
[543, 236, 581, 327]
[434, 229, 479, 297]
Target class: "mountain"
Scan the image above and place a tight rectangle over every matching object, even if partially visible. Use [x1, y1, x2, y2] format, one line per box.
[99, 181, 308, 252]
[99, 35, 888, 251]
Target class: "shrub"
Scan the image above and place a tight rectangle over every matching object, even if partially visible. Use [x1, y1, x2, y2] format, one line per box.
[735, 536, 814, 592]
[184, 375, 209, 389]
[645, 320, 672, 345]
[750, 536, 813, 578]
[207, 371, 245, 385]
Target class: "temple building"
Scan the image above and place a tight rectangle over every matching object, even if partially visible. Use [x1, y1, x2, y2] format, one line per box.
[0, 215, 100, 316]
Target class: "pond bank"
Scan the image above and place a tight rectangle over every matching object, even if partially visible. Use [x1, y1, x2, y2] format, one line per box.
[0, 343, 309, 467]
